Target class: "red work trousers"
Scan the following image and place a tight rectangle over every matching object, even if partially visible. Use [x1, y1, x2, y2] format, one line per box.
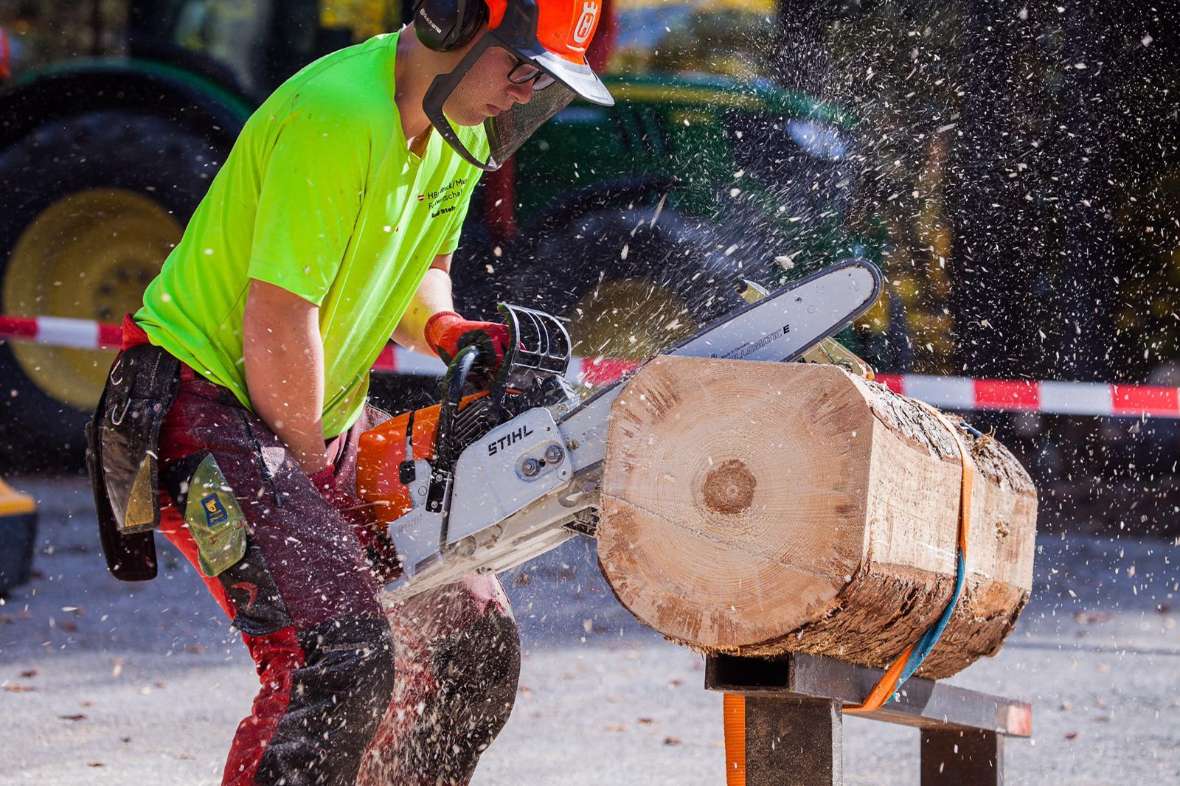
[153, 363, 520, 786]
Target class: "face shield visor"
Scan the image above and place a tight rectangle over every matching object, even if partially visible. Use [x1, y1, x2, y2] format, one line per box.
[423, 0, 614, 171]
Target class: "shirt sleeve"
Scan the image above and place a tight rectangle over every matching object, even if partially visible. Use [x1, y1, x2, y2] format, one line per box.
[248, 99, 366, 306]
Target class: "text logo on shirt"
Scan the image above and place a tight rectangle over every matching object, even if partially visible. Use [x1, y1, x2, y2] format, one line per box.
[419, 177, 469, 219]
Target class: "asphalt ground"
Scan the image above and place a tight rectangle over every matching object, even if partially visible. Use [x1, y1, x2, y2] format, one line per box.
[1, 476, 1177, 785]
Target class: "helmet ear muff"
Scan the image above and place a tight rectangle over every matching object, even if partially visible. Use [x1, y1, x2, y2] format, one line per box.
[413, 0, 488, 52]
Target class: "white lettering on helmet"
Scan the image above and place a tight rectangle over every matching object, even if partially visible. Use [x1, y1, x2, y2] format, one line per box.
[572, 1, 598, 45]
[418, 7, 443, 33]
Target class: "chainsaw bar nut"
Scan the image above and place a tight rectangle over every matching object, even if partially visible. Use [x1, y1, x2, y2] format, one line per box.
[520, 457, 541, 478]
[544, 444, 565, 465]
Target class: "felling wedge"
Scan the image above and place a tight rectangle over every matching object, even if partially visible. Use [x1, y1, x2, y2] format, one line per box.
[596, 357, 1037, 679]
[0, 477, 38, 595]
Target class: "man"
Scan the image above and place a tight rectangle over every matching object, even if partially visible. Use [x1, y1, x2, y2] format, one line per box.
[86, 1, 613, 784]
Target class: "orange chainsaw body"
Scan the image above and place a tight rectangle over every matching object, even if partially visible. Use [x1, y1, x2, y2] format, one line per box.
[357, 393, 488, 525]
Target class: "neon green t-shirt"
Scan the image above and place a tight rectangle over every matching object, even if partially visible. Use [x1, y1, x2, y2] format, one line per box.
[136, 31, 486, 437]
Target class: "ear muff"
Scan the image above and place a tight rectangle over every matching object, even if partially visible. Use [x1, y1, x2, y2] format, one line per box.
[413, 0, 489, 52]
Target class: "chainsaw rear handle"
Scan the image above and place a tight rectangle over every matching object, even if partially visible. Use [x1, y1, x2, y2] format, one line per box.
[434, 344, 480, 471]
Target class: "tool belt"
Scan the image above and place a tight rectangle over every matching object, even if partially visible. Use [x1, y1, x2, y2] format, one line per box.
[85, 317, 180, 581]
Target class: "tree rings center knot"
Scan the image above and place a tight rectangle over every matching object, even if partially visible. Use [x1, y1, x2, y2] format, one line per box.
[702, 459, 756, 515]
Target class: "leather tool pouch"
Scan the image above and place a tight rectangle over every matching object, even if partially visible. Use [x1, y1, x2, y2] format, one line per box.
[86, 344, 180, 581]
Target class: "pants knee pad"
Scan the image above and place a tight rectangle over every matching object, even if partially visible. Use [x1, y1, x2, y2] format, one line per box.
[437, 611, 522, 735]
[251, 617, 396, 784]
[303, 616, 397, 727]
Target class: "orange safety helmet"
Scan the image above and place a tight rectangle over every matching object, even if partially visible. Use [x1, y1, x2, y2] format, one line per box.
[418, 0, 615, 170]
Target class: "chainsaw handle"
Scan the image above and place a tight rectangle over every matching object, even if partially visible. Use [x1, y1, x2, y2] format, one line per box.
[434, 344, 479, 469]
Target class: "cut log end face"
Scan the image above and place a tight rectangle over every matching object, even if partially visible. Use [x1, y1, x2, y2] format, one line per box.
[597, 357, 1038, 678]
[599, 358, 874, 649]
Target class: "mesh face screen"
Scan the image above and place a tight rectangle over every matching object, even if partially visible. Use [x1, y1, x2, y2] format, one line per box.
[424, 32, 591, 171]
[483, 83, 576, 168]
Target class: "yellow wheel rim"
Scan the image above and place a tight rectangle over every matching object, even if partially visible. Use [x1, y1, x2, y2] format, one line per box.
[2, 189, 181, 410]
[566, 278, 696, 360]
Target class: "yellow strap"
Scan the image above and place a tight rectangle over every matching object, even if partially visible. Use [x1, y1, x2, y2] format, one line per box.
[929, 406, 975, 552]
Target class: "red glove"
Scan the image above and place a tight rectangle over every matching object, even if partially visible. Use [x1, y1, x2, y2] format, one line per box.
[424, 311, 511, 370]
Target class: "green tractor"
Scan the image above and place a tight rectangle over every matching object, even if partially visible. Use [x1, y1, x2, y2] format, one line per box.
[0, 0, 891, 467]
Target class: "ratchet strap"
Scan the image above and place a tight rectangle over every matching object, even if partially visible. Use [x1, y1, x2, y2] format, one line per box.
[845, 406, 975, 714]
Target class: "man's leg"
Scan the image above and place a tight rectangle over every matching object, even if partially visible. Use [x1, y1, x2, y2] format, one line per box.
[334, 405, 521, 784]
[158, 382, 395, 786]
[358, 574, 521, 786]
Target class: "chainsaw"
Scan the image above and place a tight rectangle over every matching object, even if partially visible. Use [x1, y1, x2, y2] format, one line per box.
[358, 258, 883, 600]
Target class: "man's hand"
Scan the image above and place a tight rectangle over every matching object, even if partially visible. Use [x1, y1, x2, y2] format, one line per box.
[393, 255, 511, 383]
[424, 310, 511, 371]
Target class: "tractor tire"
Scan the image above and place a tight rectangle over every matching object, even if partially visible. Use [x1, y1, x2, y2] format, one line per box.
[509, 207, 745, 363]
[0, 111, 221, 472]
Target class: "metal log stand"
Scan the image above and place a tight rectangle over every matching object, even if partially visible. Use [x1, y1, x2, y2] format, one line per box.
[707, 653, 1032, 786]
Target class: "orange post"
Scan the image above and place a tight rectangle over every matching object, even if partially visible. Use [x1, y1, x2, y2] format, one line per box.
[723, 692, 747, 786]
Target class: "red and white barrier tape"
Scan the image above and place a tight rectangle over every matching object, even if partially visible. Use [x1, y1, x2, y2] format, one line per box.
[874, 373, 1180, 419]
[2, 314, 1176, 418]
[371, 342, 640, 387]
[1, 314, 643, 388]
[0, 315, 123, 350]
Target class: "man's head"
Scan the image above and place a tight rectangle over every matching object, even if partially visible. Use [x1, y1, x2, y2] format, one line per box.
[413, 0, 614, 170]
[439, 42, 542, 126]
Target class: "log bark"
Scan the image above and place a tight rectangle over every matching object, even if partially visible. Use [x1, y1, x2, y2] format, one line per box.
[597, 357, 1037, 679]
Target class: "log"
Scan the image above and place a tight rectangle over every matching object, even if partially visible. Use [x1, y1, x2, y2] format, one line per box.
[597, 357, 1037, 679]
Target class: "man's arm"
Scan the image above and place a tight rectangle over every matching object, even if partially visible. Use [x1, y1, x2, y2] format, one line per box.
[243, 278, 330, 475]
[393, 253, 511, 379]
[392, 253, 455, 351]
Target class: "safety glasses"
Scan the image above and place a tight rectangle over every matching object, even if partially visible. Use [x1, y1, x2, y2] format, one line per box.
[507, 54, 556, 91]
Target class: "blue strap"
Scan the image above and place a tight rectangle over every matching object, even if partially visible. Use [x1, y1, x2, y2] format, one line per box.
[897, 550, 967, 686]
